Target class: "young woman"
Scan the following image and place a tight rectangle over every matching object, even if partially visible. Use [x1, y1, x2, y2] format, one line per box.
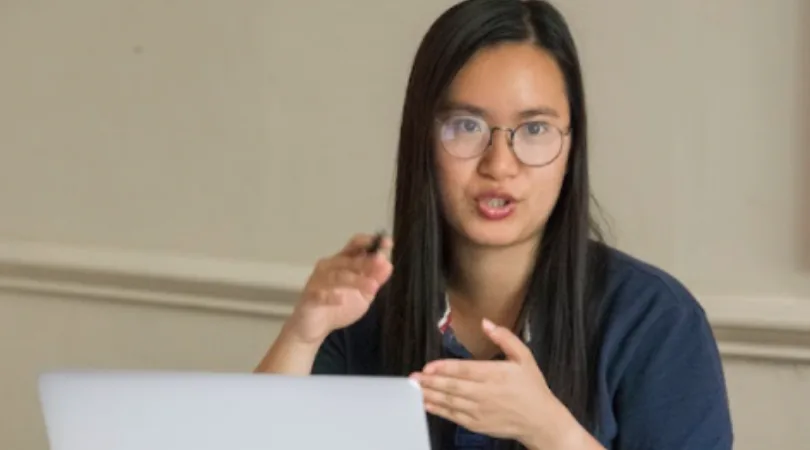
[256, 0, 734, 449]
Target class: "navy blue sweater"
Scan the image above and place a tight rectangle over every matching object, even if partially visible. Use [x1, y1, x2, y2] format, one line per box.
[312, 247, 734, 449]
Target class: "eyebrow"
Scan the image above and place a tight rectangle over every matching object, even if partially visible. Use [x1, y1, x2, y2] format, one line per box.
[439, 101, 560, 119]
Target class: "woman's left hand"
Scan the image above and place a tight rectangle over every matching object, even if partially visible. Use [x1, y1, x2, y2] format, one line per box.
[410, 319, 596, 450]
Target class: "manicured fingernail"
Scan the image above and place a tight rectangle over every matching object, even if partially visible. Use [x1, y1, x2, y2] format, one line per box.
[482, 318, 496, 332]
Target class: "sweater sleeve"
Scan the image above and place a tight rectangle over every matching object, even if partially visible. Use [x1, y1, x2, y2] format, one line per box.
[614, 298, 734, 450]
[311, 330, 348, 375]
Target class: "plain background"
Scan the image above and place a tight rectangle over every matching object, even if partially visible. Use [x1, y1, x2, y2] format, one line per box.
[0, 0, 807, 449]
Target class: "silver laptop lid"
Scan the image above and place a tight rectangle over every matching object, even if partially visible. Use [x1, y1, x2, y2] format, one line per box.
[38, 371, 431, 450]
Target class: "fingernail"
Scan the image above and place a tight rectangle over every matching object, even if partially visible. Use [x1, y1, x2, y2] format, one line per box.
[425, 362, 443, 374]
[482, 318, 496, 332]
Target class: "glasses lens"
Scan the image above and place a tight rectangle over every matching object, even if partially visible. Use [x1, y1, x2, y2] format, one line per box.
[513, 122, 563, 166]
[439, 116, 489, 158]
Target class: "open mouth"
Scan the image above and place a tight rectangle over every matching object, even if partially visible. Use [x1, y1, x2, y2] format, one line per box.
[483, 198, 511, 209]
[476, 196, 516, 220]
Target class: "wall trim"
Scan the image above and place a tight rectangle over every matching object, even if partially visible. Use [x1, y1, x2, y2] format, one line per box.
[0, 240, 307, 319]
[1, 240, 809, 363]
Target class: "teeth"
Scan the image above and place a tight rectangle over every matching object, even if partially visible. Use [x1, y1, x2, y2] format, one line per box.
[486, 198, 507, 208]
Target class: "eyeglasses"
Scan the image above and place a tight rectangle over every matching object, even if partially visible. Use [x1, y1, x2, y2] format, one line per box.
[435, 115, 571, 167]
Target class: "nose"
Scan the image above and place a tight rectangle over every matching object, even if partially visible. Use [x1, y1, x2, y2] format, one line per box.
[477, 128, 520, 180]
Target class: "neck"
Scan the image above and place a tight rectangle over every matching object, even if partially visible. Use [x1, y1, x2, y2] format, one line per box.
[447, 236, 539, 325]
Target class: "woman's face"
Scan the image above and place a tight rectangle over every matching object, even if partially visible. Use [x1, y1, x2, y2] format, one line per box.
[435, 42, 572, 249]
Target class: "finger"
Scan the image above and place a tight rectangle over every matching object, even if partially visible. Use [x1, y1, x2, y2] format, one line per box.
[411, 373, 480, 401]
[313, 255, 391, 295]
[362, 253, 393, 284]
[363, 232, 385, 255]
[337, 233, 380, 257]
[422, 359, 504, 382]
[338, 251, 392, 284]
[367, 236, 394, 262]
[482, 318, 531, 363]
[338, 233, 393, 258]
[375, 236, 394, 255]
[315, 255, 371, 277]
[329, 270, 380, 299]
[423, 402, 477, 430]
[420, 386, 479, 415]
[319, 288, 377, 320]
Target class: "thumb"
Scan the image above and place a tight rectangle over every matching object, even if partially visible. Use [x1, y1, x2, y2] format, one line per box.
[482, 318, 530, 363]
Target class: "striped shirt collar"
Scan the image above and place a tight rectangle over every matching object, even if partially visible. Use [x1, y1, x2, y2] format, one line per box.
[436, 293, 532, 342]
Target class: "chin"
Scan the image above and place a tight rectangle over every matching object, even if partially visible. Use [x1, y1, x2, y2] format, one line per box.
[458, 223, 527, 248]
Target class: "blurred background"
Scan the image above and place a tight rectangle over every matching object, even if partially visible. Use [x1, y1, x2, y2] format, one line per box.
[0, 0, 807, 448]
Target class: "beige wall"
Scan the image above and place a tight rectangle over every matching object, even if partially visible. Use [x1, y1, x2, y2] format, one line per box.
[0, 0, 807, 449]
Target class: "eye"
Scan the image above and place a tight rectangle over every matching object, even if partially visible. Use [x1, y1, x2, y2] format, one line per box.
[523, 122, 549, 136]
[448, 117, 484, 134]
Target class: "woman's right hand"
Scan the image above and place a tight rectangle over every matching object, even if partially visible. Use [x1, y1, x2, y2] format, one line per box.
[284, 233, 393, 346]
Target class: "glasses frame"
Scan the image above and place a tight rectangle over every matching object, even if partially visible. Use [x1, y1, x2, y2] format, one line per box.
[434, 117, 573, 167]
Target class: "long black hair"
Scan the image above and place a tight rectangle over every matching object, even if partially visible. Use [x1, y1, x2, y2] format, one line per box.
[380, 0, 608, 446]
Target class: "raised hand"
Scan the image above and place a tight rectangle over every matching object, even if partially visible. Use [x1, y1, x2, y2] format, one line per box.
[287, 233, 393, 345]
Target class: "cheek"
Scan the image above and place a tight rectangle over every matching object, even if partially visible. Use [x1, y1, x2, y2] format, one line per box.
[435, 151, 473, 200]
[528, 149, 570, 208]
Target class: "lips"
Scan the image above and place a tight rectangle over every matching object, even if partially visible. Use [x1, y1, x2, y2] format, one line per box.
[474, 191, 517, 220]
[475, 191, 516, 205]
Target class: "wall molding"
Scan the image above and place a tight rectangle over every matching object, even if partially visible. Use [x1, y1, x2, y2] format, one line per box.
[0, 240, 307, 319]
[1, 240, 809, 363]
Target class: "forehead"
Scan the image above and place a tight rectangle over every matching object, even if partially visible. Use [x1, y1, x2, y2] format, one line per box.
[443, 42, 569, 121]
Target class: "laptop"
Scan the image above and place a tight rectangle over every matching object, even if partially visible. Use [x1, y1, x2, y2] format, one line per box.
[38, 370, 432, 450]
